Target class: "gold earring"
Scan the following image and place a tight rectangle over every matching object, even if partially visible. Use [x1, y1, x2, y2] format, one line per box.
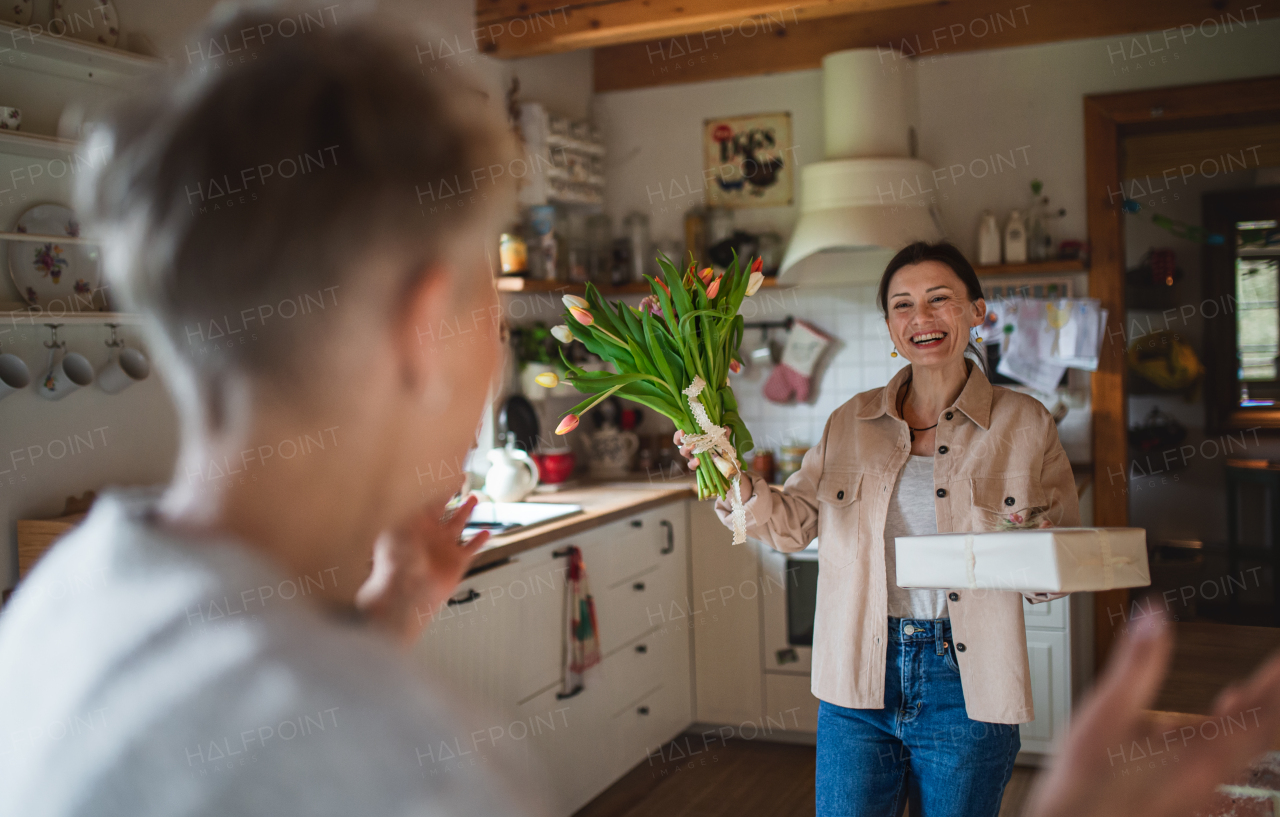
[975, 336, 983, 344]
[890, 347, 898, 358]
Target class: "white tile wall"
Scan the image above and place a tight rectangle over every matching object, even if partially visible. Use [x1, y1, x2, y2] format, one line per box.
[730, 284, 907, 456]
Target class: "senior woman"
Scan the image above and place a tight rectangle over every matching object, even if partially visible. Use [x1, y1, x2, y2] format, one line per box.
[679, 240, 1079, 817]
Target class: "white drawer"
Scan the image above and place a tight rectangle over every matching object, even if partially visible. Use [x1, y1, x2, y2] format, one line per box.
[1023, 595, 1067, 629]
[608, 679, 692, 775]
[595, 556, 682, 652]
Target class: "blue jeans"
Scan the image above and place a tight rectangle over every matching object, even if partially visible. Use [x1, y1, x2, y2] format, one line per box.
[815, 617, 1021, 817]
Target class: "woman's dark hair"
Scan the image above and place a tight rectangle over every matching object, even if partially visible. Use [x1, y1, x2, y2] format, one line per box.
[877, 241, 988, 371]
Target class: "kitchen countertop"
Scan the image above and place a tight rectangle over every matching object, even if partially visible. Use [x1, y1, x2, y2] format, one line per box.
[469, 479, 696, 569]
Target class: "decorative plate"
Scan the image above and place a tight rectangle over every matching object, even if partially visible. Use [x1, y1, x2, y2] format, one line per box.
[52, 0, 119, 47]
[0, 0, 34, 25]
[6, 204, 101, 309]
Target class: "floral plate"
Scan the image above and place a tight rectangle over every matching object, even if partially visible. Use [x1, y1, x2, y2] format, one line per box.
[6, 203, 102, 309]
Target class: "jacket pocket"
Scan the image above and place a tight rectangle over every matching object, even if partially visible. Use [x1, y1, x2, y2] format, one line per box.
[816, 471, 862, 567]
[969, 474, 1048, 531]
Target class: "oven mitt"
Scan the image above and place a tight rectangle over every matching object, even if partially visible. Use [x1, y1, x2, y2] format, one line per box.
[763, 320, 833, 403]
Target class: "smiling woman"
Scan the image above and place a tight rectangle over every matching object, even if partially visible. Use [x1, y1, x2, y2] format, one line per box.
[681, 240, 1081, 817]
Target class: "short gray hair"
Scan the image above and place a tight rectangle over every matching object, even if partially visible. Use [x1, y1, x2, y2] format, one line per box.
[81, 4, 517, 412]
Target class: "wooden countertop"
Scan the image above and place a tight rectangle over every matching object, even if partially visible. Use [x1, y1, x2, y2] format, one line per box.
[469, 480, 696, 569]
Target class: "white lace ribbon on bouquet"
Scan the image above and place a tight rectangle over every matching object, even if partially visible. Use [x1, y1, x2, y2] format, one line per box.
[682, 376, 746, 545]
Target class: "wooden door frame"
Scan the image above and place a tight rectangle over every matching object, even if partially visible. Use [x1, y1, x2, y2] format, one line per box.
[1084, 74, 1280, 672]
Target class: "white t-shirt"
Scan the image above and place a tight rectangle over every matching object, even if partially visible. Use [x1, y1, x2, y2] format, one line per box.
[0, 490, 543, 817]
[884, 455, 949, 620]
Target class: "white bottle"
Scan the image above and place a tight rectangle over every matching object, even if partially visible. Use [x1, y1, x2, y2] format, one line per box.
[977, 211, 1002, 265]
[1004, 209, 1027, 264]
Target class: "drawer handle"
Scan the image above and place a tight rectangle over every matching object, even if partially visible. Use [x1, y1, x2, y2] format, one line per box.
[637, 706, 650, 716]
[633, 582, 646, 591]
[635, 644, 648, 654]
[446, 589, 481, 606]
[556, 684, 583, 700]
[659, 520, 674, 554]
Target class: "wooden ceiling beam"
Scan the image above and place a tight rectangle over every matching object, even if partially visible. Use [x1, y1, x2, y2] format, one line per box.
[593, 0, 1280, 93]
[472, 0, 937, 58]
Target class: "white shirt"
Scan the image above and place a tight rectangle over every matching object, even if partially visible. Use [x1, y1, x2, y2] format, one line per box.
[0, 490, 543, 817]
[884, 455, 950, 620]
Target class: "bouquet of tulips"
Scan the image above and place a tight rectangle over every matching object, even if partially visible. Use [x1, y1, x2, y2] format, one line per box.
[546, 254, 766, 544]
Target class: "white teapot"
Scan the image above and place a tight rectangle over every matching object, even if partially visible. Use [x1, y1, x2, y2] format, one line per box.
[484, 444, 540, 502]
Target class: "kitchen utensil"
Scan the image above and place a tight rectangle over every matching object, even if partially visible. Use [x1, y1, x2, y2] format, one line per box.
[97, 347, 149, 394]
[7, 204, 101, 309]
[0, 107, 20, 131]
[39, 348, 93, 400]
[587, 426, 638, 478]
[622, 212, 650, 283]
[498, 393, 540, 452]
[53, 0, 120, 47]
[532, 448, 575, 484]
[0, 353, 31, 400]
[483, 444, 540, 502]
[0, 0, 33, 24]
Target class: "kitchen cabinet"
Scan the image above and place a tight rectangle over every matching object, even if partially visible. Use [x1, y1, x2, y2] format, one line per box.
[413, 499, 692, 817]
[1018, 593, 1094, 760]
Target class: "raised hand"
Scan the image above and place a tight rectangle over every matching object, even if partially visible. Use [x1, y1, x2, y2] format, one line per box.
[355, 494, 489, 646]
[1026, 607, 1280, 817]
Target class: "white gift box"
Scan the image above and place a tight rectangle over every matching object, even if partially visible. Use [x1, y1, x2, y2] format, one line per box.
[894, 527, 1150, 593]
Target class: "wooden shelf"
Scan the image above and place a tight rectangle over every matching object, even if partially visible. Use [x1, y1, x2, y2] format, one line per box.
[974, 259, 1087, 277]
[0, 230, 95, 245]
[0, 22, 163, 85]
[0, 131, 81, 161]
[496, 276, 788, 296]
[0, 309, 142, 326]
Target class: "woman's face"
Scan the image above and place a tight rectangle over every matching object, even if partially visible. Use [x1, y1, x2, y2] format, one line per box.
[884, 260, 985, 371]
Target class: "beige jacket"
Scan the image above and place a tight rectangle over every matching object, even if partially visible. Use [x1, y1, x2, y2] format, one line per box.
[718, 364, 1080, 724]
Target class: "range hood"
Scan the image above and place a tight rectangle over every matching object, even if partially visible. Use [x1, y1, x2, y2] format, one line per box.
[779, 49, 943, 286]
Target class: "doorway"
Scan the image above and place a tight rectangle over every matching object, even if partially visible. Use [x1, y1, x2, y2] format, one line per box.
[1086, 76, 1280, 714]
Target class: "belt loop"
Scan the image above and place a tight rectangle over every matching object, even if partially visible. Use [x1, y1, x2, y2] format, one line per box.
[935, 621, 945, 655]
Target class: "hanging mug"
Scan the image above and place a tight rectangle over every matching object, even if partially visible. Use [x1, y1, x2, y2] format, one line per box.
[98, 346, 150, 394]
[40, 348, 93, 400]
[0, 353, 30, 401]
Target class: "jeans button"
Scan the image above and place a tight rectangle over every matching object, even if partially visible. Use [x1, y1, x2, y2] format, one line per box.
[904, 624, 916, 634]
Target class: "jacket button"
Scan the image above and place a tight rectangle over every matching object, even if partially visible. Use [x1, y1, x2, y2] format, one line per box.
[949, 592, 959, 601]
[1004, 496, 1016, 506]
[945, 411, 954, 420]
[836, 490, 844, 500]
[936, 488, 947, 498]
[938, 445, 948, 455]
[956, 643, 966, 652]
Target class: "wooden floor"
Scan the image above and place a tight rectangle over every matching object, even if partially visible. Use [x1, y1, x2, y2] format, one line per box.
[1154, 622, 1280, 715]
[573, 734, 1039, 817]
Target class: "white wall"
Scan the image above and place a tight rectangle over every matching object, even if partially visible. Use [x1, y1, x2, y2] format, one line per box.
[597, 19, 1280, 257]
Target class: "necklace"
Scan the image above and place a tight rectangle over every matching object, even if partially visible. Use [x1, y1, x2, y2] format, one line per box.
[898, 379, 939, 442]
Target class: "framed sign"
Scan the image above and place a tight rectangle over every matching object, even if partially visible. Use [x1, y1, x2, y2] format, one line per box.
[703, 112, 793, 208]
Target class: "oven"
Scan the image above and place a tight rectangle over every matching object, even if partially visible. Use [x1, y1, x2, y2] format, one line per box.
[759, 539, 820, 673]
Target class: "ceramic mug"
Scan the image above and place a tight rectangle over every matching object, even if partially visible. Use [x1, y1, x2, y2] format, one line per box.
[97, 346, 150, 394]
[533, 449, 576, 484]
[40, 349, 93, 400]
[0, 353, 31, 400]
[0, 107, 20, 131]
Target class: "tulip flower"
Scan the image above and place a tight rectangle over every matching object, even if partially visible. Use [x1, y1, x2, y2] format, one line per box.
[746, 270, 765, 297]
[698, 267, 714, 285]
[562, 294, 588, 310]
[706, 277, 722, 298]
[751, 257, 763, 274]
[551, 324, 574, 343]
[729, 358, 742, 374]
[555, 414, 580, 435]
[534, 371, 559, 388]
[638, 295, 664, 318]
[569, 305, 594, 326]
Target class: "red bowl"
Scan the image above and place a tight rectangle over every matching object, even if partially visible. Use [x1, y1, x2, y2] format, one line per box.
[533, 451, 575, 484]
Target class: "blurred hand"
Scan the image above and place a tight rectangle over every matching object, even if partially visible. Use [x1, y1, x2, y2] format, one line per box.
[1026, 607, 1280, 817]
[355, 494, 488, 646]
[674, 429, 754, 503]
